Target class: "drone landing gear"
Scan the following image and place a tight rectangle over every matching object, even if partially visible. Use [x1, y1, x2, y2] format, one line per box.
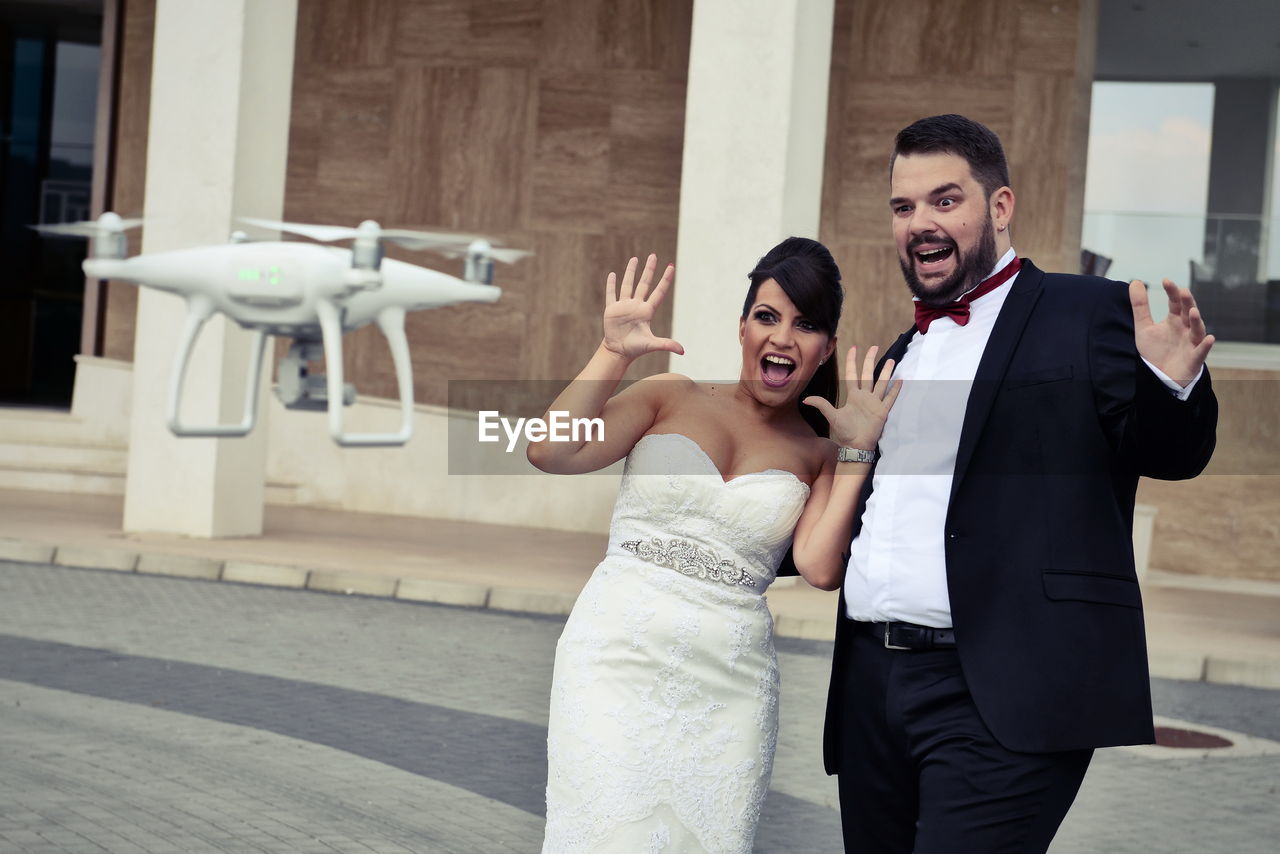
[275, 340, 355, 411]
[167, 297, 267, 437]
[312, 301, 415, 447]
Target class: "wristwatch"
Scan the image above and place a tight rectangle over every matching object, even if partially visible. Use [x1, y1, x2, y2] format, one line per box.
[836, 446, 876, 464]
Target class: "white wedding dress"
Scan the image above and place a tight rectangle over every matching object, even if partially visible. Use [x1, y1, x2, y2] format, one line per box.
[543, 433, 810, 853]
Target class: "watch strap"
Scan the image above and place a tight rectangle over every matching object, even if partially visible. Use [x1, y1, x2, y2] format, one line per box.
[836, 446, 876, 464]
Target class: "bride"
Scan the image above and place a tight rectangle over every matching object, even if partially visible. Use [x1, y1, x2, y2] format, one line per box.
[528, 238, 899, 853]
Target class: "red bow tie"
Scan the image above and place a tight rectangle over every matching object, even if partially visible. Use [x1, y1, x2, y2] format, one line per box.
[914, 258, 1022, 333]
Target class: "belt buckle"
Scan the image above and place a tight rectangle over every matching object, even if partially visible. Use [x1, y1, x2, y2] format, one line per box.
[883, 623, 912, 650]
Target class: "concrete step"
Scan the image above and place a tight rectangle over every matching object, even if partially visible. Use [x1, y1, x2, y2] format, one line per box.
[0, 408, 129, 497]
[0, 408, 121, 447]
[0, 409, 129, 494]
[0, 408, 300, 504]
[0, 409, 98, 445]
[264, 481, 300, 505]
[0, 440, 128, 472]
[0, 466, 125, 496]
[0, 464, 301, 504]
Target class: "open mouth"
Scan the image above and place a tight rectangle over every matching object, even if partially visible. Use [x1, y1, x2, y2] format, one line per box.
[914, 244, 955, 267]
[760, 353, 796, 388]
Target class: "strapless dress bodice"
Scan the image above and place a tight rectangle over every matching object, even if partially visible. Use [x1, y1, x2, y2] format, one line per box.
[603, 433, 810, 594]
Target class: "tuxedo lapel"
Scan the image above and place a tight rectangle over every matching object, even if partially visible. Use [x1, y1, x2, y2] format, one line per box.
[949, 259, 1044, 503]
[879, 327, 915, 377]
[849, 328, 914, 540]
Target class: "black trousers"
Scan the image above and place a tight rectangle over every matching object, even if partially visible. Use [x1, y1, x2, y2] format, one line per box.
[836, 622, 1093, 854]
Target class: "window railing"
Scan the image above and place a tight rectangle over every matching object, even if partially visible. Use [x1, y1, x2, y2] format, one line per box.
[1082, 211, 1280, 346]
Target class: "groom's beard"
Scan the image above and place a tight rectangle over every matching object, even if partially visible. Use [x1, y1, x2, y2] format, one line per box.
[899, 215, 998, 306]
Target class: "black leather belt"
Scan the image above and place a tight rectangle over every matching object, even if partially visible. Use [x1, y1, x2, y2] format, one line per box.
[856, 620, 956, 650]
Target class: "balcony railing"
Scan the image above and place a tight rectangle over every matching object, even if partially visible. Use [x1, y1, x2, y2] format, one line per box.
[1082, 211, 1280, 345]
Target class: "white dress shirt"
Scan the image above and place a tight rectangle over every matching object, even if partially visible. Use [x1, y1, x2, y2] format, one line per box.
[843, 249, 1200, 626]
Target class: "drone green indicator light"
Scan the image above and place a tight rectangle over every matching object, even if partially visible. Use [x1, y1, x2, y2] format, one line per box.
[238, 269, 260, 281]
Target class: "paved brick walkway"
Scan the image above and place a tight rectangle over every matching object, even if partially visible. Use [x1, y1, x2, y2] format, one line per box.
[0, 560, 1276, 852]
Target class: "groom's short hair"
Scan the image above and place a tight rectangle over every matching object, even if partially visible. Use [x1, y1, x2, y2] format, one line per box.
[891, 114, 1011, 200]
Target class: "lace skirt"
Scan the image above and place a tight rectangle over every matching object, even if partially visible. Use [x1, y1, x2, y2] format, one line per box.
[542, 554, 779, 854]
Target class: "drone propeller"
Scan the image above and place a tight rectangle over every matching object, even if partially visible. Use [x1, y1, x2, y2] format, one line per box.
[429, 241, 532, 265]
[31, 212, 144, 259]
[239, 217, 531, 263]
[31, 211, 145, 238]
[481, 246, 532, 264]
[240, 217, 371, 244]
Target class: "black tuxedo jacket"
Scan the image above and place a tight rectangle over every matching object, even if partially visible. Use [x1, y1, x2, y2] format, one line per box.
[822, 259, 1218, 768]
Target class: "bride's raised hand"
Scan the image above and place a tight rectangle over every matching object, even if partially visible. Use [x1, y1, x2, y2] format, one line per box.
[602, 254, 684, 361]
[803, 346, 901, 452]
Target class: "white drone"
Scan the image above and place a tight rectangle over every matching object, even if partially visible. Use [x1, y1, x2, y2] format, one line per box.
[36, 212, 529, 446]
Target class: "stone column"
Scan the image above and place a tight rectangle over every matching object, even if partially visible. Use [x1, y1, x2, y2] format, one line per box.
[672, 0, 835, 381]
[123, 0, 297, 536]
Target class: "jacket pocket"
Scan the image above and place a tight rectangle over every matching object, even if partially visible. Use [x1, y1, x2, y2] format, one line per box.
[1042, 570, 1141, 608]
[1005, 364, 1074, 389]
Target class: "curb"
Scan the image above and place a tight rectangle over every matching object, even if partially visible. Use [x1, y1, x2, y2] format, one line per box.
[54, 544, 138, 572]
[1205, 656, 1280, 690]
[138, 552, 221, 580]
[4, 536, 1279, 691]
[222, 560, 309, 588]
[1148, 649, 1207, 683]
[0, 540, 55, 563]
[307, 568, 398, 598]
[396, 577, 490, 608]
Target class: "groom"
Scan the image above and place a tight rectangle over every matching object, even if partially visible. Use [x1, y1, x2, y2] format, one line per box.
[823, 114, 1218, 853]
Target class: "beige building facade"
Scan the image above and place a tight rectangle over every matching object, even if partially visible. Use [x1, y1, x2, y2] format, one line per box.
[7, 0, 1277, 579]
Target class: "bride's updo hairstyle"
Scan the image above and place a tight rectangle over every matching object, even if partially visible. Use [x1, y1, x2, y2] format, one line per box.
[742, 237, 844, 437]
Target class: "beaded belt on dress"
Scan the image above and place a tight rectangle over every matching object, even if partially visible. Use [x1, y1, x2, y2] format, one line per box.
[620, 537, 760, 589]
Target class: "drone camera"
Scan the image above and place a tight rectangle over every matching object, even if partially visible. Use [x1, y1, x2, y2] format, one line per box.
[275, 340, 356, 411]
[280, 374, 357, 411]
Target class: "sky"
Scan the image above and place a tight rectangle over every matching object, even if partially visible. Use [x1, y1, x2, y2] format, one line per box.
[1082, 82, 1214, 317]
[1084, 82, 1215, 217]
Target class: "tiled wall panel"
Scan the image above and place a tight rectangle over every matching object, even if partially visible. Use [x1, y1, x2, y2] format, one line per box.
[96, 0, 1272, 577]
[1140, 367, 1280, 581]
[288, 0, 690, 410]
[820, 0, 1096, 354]
[102, 0, 691, 413]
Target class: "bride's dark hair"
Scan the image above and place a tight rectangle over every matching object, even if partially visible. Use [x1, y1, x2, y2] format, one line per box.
[742, 237, 844, 437]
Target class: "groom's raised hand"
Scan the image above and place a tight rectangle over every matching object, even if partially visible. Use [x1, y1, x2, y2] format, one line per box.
[1129, 279, 1215, 387]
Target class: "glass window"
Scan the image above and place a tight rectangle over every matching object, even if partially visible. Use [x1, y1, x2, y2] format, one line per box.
[1082, 81, 1215, 322]
[1, 6, 103, 406]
